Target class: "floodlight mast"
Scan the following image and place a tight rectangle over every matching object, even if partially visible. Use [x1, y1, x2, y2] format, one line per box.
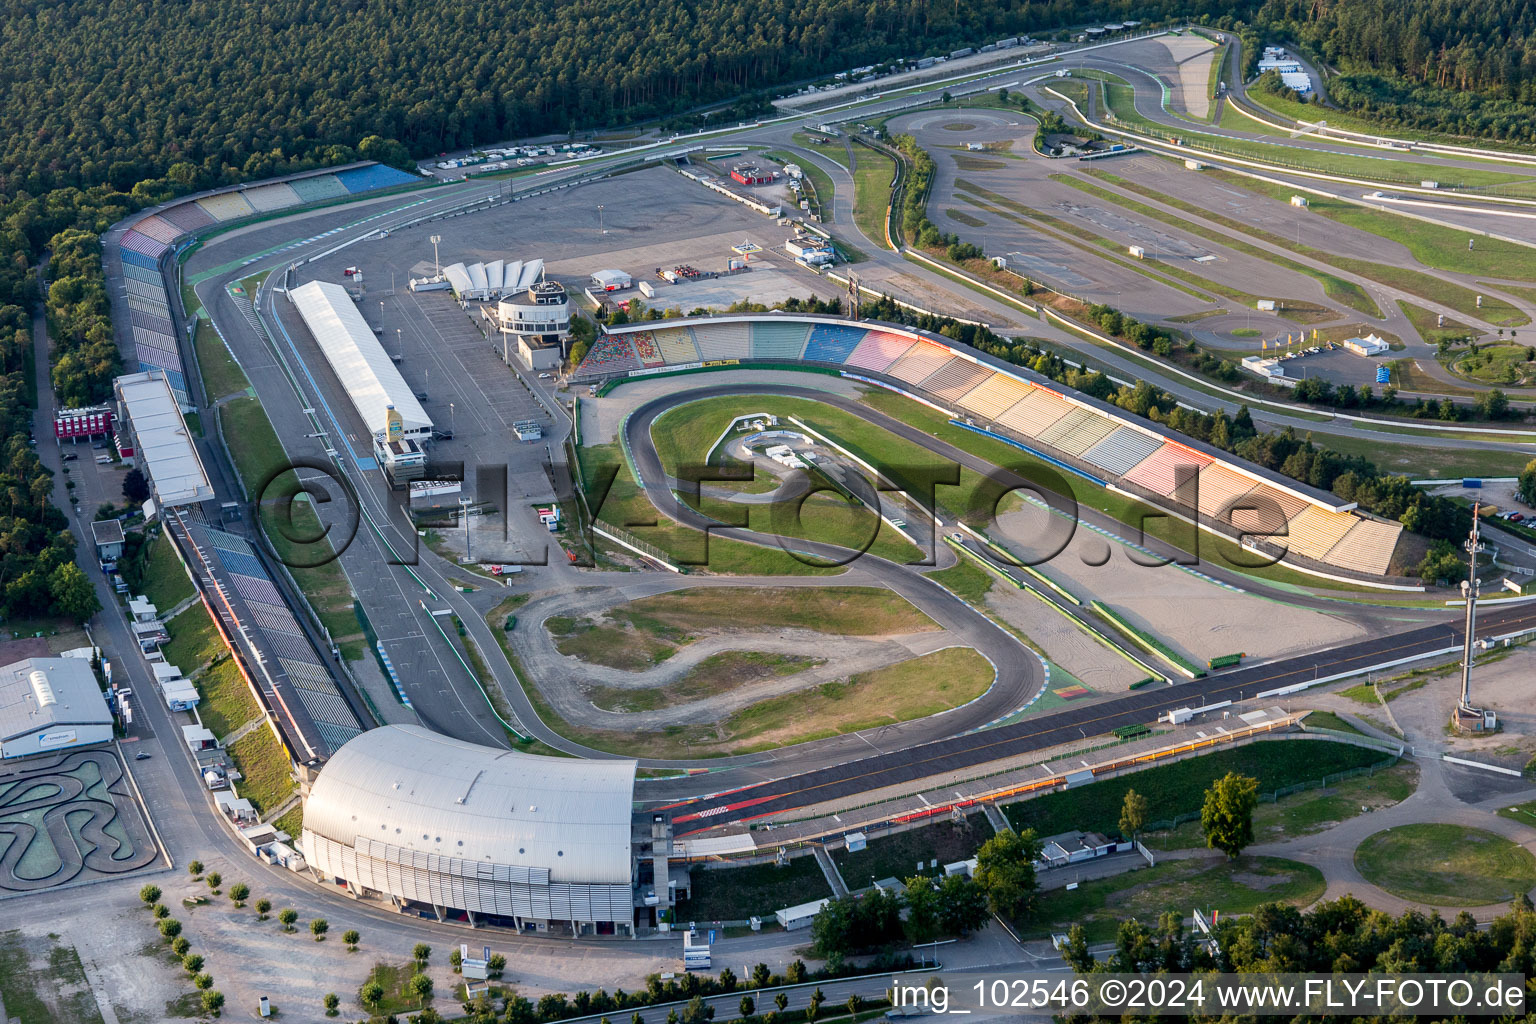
[430, 235, 443, 276]
[1458, 504, 1484, 715]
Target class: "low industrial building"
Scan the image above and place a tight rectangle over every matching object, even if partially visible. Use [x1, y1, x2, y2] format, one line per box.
[1344, 334, 1390, 357]
[287, 280, 433, 483]
[589, 269, 632, 292]
[0, 657, 113, 760]
[301, 725, 639, 933]
[91, 519, 125, 563]
[114, 371, 215, 509]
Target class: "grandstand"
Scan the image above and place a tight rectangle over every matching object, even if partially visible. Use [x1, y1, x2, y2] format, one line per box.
[107, 163, 427, 409]
[580, 315, 1409, 582]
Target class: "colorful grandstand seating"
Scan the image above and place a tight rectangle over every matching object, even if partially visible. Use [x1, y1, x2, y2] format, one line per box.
[1120, 443, 1213, 499]
[653, 326, 699, 363]
[130, 310, 175, 335]
[750, 321, 811, 360]
[578, 334, 642, 374]
[689, 322, 751, 359]
[334, 164, 421, 194]
[843, 330, 917, 373]
[289, 174, 350, 203]
[802, 324, 869, 363]
[123, 264, 163, 287]
[243, 182, 303, 212]
[996, 388, 1074, 439]
[1035, 409, 1117, 457]
[158, 202, 216, 232]
[885, 342, 954, 386]
[957, 374, 1034, 421]
[1195, 464, 1263, 521]
[916, 358, 992, 403]
[628, 331, 665, 368]
[1322, 518, 1402, 576]
[120, 231, 168, 259]
[196, 191, 257, 221]
[1230, 487, 1307, 538]
[120, 249, 160, 272]
[132, 216, 180, 245]
[1080, 427, 1163, 477]
[1279, 505, 1359, 562]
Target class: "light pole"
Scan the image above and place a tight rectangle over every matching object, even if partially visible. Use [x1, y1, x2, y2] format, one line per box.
[597, 205, 605, 236]
[450, 402, 455, 438]
[1458, 506, 1485, 716]
[430, 234, 442, 276]
[460, 496, 474, 563]
[396, 329, 403, 362]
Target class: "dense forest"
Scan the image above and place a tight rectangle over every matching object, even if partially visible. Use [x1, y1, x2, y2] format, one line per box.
[1257, 0, 1536, 140]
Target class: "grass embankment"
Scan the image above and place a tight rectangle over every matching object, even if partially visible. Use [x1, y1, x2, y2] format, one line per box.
[1398, 300, 1475, 348]
[1148, 761, 1418, 851]
[1240, 86, 1536, 159]
[217, 397, 365, 658]
[161, 604, 225, 672]
[139, 530, 194, 610]
[924, 556, 996, 605]
[227, 724, 296, 816]
[1079, 169, 1526, 325]
[193, 319, 251, 401]
[549, 585, 938, 669]
[194, 657, 261, 740]
[586, 651, 824, 712]
[1296, 430, 1534, 479]
[850, 145, 897, 248]
[1355, 823, 1536, 905]
[1002, 740, 1391, 838]
[1027, 855, 1326, 942]
[793, 132, 850, 168]
[832, 813, 990, 884]
[679, 856, 831, 921]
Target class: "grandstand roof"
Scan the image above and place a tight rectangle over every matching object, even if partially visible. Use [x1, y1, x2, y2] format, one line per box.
[303, 725, 635, 884]
[114, 371, 214, 507]
[288, 281, 432, 437]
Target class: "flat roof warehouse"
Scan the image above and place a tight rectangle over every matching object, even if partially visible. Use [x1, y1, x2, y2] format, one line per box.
[288, 280, 433, 440]
[114, 370, 214, 507]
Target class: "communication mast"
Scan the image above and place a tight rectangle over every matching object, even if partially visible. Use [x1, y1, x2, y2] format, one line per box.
[1452, 505, 1496, 732]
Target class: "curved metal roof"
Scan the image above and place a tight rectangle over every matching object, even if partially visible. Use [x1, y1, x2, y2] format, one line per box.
[305, 725, 635, 884]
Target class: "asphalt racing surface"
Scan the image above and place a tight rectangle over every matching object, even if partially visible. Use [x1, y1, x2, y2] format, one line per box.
[663, 600, 1536, 832]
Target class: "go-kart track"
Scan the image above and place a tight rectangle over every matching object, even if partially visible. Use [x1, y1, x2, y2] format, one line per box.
[107, 25, 1536, 849]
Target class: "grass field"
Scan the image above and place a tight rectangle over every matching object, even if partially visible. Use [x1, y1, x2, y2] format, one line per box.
[851, 145, 897, 248]
[193, 656, 261, 740]
[1354, 823, 1536, 905]
[358, 962, 433, 1016]
[1300, 430, 1535, 479]
[139, 530, 194, 610]
[1077, 170, 1525, 324]
[832, 814, 990, 886]
[924, 556, 995, 605]
[524, 645, 991, 759]
[161, 604, 225, 673]
[227, 724, 296, 816]
[1027, 855, 1325, 941]
[551, 584, 939, 668]
[1302, 709, 1365, 735]
[1445, 342, 1536, 386]
[219, 396, 286, 501]
[0, 931, 105, 1024]
[794, 132, 849, 167]
[680, 856, 831, 921]
[586, 651, 823, 712]
[1147, 761, 1417, 850]
[1399, 300, 1476, 348]
[1002, 740, 1391, 838]
[193, 318, 251, 401]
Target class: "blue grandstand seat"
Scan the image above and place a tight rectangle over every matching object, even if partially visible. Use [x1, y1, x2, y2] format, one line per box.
[120, 248, 160, 272]
[333, 164, 422, 194]
[802, 324, 869, 363]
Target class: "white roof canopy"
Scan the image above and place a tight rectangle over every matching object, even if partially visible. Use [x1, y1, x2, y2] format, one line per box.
[289, 281, 432, 437]
[114, 371, 214, 507]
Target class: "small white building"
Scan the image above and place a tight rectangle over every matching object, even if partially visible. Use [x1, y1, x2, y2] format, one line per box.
[776, 897, 830, 930]
[1344, 334, 1390, 356]
[1242, 355, 1287, 379]
[1290, 195, 1309, 208]
[589, 269, 632, 292]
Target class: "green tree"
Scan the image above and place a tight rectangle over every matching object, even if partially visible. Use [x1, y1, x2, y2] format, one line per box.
[138, 883, 161, 906]
[158, 918, 181, 940]
[409, 972, 434, 1006]
[227, 883, 249, 906]
[739, 996, 755, 1019]
[936, 874, 989, 937]
[278, 908, 298, 932]
[182, 953, 204, 975]
[903, 876, 939, 943]
[1061, 924, 1095, 973]
[188, 860, 204, 878]
[488, 952, 506, 977]
[1119, 788, 1149, 841]
[1201, 771, 1260, 859]
[194, 972, 213, 990]
[201, 990, 223, 1016]
[171, 937, 190, 957]
[413, 942, 431, 966]
[323, 992, 340, 1016]
[681, 995, 713, 1024]
[205, 871, 221, 891]
[255, 898, 271, 920]
[311, 918, 329, 941]
[1517, 459, 1536, 507]
[153, 903, 170, 919]
[362, 981, 386, 1009]
[122, 468, 150, 503]
[973, 828, 1044, 920]
[343, 929, 360, 951]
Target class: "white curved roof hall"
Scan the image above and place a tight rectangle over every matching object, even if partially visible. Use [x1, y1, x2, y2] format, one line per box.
[304, 725, 636, 884]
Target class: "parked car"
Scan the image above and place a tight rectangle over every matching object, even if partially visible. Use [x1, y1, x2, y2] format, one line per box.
[62, 452, 78, 461]
[134, 751, 151, 760]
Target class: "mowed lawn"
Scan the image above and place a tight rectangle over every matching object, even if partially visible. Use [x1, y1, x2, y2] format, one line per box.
[851, 145, 897, 247]
[227, 724, 296, 816]
[1355, 823, 1536, 905]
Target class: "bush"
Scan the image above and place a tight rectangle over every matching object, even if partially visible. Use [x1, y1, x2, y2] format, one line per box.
[324, 992, 340, 1016]
[158, 918, 182, 940]
[182, 953, 204, 975]
[153, 903, 170, 919]
[201, 990, 223, 1016]
[195, 973, 214, 990]
[171, 937, 191, 957]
